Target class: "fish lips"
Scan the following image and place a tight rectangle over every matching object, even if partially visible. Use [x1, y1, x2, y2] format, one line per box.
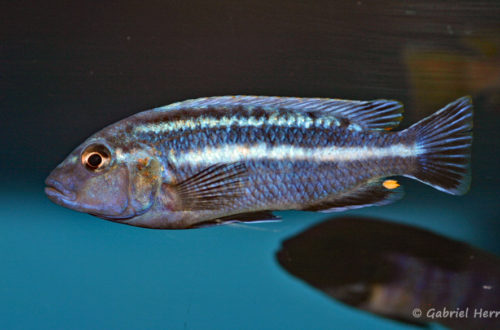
[44, 178, 77, 204]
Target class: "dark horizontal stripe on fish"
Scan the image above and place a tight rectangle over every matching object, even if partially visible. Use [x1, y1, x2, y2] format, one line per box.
[130, 106, 354, 139]
[142, 126, 410, 156]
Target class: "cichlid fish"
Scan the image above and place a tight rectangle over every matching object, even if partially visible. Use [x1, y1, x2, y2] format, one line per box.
[45, 95, 473, 229]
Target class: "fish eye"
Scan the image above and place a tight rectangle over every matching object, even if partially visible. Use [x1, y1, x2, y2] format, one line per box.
[81, 144, 111, 171]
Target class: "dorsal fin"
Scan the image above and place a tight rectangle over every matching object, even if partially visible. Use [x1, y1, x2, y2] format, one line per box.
[160, 95, 404, 130]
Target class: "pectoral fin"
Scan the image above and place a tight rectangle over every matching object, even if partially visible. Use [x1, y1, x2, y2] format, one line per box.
[174, 162, 248, 211]
[302, 179, 404, 212]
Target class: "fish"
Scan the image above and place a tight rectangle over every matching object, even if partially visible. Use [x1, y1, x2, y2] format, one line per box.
[276, 216, 500, 329]
[44, 95, 473, 229]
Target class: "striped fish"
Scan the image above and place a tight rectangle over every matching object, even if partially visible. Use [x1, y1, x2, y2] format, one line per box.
[45, 95, 473, 229]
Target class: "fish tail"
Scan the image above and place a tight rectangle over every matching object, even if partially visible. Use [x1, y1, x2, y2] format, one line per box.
[406, 96, 473, 195]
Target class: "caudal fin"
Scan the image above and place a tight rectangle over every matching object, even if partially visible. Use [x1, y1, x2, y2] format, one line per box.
[406, 96, 473, 195]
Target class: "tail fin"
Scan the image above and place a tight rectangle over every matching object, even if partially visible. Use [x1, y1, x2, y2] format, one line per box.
[406, 96, 473, 195]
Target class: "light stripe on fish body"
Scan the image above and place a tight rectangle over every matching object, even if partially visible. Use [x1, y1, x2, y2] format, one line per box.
[45, 95, 473, 229]
[168, 144, 418, 167]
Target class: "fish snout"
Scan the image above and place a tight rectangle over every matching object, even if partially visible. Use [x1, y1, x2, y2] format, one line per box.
[44, 176, 76, 202]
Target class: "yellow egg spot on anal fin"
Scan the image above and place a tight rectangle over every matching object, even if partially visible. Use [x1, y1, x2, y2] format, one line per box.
[383, 179, 400, 190]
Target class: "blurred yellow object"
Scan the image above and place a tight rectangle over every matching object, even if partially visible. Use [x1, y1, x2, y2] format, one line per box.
[383, 179, 400, 190]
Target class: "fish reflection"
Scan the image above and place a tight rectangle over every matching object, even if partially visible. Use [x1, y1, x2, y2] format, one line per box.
[276, 217, 500, 329]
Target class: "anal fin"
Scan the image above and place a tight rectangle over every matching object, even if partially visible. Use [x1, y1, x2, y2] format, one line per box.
[302, 179, 404, 212]
[189, 211, 281, 228]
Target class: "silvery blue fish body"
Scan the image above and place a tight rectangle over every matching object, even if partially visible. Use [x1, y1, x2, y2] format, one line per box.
[45, 96, 473, 229]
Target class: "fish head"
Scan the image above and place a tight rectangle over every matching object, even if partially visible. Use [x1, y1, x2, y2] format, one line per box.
[45, 135, 163, 223]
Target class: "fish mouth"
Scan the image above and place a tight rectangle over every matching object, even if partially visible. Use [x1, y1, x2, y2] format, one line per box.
[44, 178, 76, 203]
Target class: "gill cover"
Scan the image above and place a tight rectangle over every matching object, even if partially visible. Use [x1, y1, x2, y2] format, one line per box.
[126, 151, 162, 217]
